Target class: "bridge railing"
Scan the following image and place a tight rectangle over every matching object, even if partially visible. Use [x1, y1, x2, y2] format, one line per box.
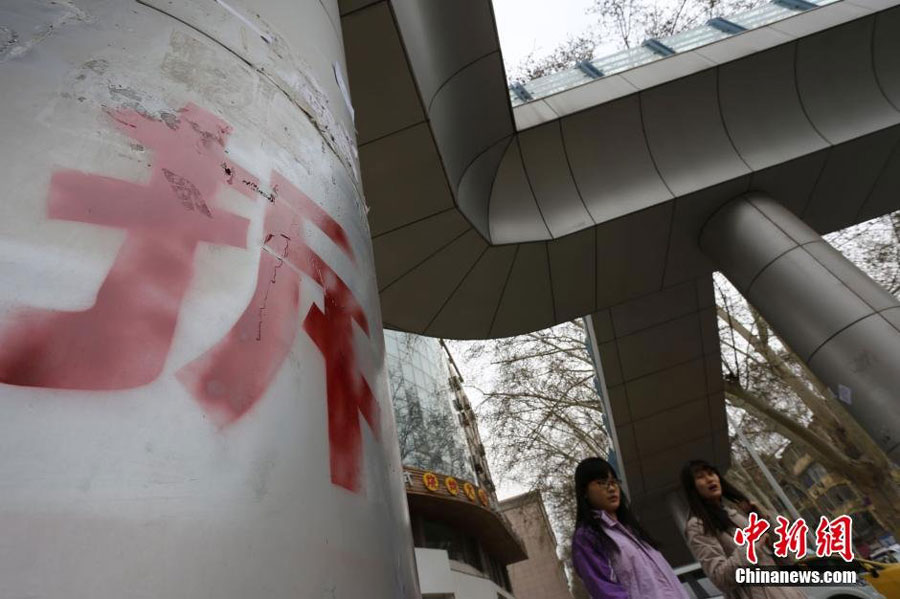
[508, 0, 840, 106]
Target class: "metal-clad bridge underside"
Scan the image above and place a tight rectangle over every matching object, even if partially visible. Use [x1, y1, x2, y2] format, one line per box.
[339, 0, 900, 564]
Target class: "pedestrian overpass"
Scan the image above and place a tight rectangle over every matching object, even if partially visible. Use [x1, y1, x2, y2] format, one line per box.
[340, 0, 900, 564]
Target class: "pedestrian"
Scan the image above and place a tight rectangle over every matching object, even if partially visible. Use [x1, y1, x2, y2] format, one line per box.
[571, 457, 689, 599]
[681, 459, 808, 599]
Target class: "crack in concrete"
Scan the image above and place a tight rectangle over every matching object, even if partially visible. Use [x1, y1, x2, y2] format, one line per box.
[257, 238, 289, 341]
[133, 0, 362, 200]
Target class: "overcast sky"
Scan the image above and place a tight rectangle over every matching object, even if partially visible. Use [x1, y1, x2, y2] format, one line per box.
[491, 0, 597, 74]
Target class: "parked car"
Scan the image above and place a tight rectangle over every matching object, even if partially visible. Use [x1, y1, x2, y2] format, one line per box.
[857, 558, 900, 599]
[869, 545, 900, 565]
[674, 561, 886, 599]
[801, 555, 900, 599]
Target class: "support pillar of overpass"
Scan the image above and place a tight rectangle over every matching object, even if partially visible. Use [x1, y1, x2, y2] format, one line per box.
[0, 2, 417, 597]
[700, 193, 900, 462]
[666, 490, 688, 537]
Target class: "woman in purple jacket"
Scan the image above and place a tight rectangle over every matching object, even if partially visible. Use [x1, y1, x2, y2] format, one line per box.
[572, 458, 688, 599]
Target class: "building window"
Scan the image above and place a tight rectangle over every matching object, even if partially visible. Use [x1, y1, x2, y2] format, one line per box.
[783, 484, 806, 504]
[800, 463, 828, 489]
[826, 483, 856, 507]
[800, 508, 820, 528]
[421, 518, 482, 572]
[816, 491, 837, 513]
[385, 331, 475, 481]
[851, 511, 880, 539]
[782, 446, 802, 467]
[464, 535, 484, 572]
[483, 552, 512, 592]
[422, 519, 459, 560]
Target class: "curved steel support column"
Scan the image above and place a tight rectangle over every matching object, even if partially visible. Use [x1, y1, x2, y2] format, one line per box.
[700, 193, 900, 462]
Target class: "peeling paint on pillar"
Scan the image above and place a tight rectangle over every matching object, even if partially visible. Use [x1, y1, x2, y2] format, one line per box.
[0, 1, 418, 597]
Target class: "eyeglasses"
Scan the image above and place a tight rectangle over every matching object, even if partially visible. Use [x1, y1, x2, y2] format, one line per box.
[592, 478, 620, 490]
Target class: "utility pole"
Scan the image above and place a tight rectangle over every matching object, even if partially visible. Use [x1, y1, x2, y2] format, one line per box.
[732, 422, 816, 545]
[733, 423, 803, 521]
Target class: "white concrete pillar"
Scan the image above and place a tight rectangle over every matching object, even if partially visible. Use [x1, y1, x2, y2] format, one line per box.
[0, 1, 418, 596]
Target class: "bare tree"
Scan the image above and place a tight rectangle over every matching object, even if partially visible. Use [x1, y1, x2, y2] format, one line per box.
[508, 34, 599, 85]
[826, 212, 900, 295]
[592, 0, 761, 44]
[452, 321, 610, 542]
[589, 0, 701, 48]
[507, 0, 767, 84]
[715, 241, 900, 533]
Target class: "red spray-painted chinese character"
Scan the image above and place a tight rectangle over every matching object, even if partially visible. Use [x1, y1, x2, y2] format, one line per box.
[0, 103, 382, 495]
[733, 512, 770, 564]
[773, 516, 808, 559]
[0, 104, 257, 389]
[815, 515, 854, 562]
[178, 172, 379, 493]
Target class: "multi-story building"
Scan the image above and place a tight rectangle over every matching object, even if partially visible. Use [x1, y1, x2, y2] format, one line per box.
[385, 331, 526, 598]
[440, 339, 497, 499]
[499, 491, 573, 599]
[778, 444, 895, 557]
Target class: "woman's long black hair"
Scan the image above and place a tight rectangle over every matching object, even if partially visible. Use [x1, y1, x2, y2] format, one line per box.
[574, 457, 658, 552]
[680, 459, 759, 535]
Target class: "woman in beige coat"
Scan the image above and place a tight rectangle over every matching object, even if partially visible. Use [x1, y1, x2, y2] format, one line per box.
[681, 459, 808, 599]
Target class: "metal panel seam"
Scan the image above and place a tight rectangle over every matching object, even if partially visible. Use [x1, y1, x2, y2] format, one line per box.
[423, 244, 490, 334]
[805, 310, 880, 364]
[358, 119, 428, 148]
[426, 50, 500, 114]
[792, 37, 833, 146]
[853, 127, 900, 221]
[714, 66, 753, 172]
[488, 244, 520, 336]
[658, 201, 679, 291]
[799, 239, 895, 314]
[637, 91, 677, 197]
[798, 146, 832, 219]
[694, 282, 721, 466]
[870, 11, 900, 111]
[483, 135, 516, 245]
[371, 206, 457, 239]
[514, 136, 554, 238]
[618, 351, 723, 389]
[544, 241, 559, 323]
[557, 118, 596, 225]
[377, 227, 473, 292]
